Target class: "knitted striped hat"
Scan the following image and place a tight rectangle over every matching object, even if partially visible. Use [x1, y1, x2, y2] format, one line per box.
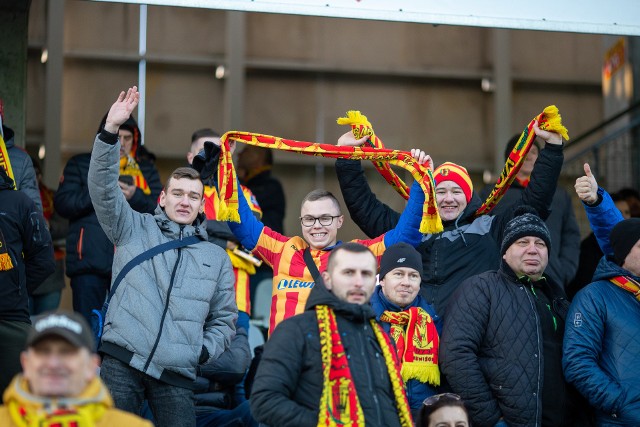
[501, 206, 551, 255]
[433, 162, 473, 203]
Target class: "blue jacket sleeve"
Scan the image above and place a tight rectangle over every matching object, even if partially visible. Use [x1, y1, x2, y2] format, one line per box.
[383, 180, 424, 248]
[227, 179, 265, 251]
[562, 286, 625, 416]
[584, 187, 624, 256]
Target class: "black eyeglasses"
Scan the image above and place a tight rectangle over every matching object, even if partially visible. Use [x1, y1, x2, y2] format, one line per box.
[300, 215, 340, 227]
[422, 393, 462, 407]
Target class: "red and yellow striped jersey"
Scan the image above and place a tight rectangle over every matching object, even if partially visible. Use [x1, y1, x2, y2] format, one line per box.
[254, 227, 387, 334]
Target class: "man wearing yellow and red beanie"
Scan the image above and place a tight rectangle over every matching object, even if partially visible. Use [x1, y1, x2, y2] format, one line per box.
[335, 122, 566, 317]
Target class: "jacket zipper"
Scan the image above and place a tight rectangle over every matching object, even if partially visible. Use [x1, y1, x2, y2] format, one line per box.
[357, 321, 383, 423]
[77, 227, 84, 260]
[143, 227, 184, 373]
[522, 284, 542, 427]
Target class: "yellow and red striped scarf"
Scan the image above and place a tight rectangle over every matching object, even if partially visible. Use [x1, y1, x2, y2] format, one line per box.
[0, 229, 13, 271]
[0, 134, 15, 186]
[119, 155, 151, 195]
[379, 306, 440, 386]
[610, 275, 640, 302]
[215, 131, 441, 234]
[476, 105, 570, 215]
[316, 305, 413, 427]
[213, 106, 568, 230]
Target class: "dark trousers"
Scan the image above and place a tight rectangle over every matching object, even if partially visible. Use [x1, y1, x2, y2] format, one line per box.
[70, 274, 109, 325]
[101, 355, 196, 427]
[0, 320, 32, 392]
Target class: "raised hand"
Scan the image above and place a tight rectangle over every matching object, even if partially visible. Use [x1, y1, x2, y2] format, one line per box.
[410, 149, 433, 171]
[575, 162, 598, 205]
[337, 131, 369, 147]
[104, 87, 140, 134]
[533, 120, 563, 145]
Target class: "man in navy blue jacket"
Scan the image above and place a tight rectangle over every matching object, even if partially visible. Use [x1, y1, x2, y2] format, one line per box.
[0, 168, 55, 392]
[563, 164, 640, 426]
[370, 242, 441, 417]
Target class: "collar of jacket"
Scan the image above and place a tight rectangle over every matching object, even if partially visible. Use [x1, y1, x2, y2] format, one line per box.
[3, 375, 114, 416]
[304, 278, 375, 323]
[153, 206, 208, 241]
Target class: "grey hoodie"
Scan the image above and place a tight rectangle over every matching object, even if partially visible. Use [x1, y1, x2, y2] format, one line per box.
[88, 130, 237, 386]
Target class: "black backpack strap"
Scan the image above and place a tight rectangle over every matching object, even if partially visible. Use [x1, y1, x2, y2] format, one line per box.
[303, 247, 323, 285]
[105, 235, 201, 306]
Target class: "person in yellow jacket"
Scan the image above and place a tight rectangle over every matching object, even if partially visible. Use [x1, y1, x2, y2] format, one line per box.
[0, 311, 152, 427]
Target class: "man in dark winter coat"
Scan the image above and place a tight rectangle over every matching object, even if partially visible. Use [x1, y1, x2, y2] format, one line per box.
[334, 122, 565, 317]
[370, 242, 441, 417]
[250, 242, 413, 427]
[480, 135, 581, 289]
[0, 168, 55, 393]
[54, 108, 162, 323]
[563, 170, 640, 426]
[440, 206, 576, 427]
[1, 121, 42, 212]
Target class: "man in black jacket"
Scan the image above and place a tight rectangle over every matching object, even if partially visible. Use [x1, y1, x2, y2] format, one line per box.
[440, 206, 575, 427]
[479, 135, 581, 290]
[250, 242, 412, 427]
[335, 121, 565, 318]
[0, 168, 55, 392]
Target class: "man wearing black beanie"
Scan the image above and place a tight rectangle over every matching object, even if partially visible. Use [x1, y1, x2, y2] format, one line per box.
[564, 217, 640, 426]
[441, 206, 578, 427]
[370, 243, 441, 417]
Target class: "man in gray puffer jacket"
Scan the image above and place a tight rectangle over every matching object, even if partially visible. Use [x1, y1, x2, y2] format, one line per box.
[88, 87, 237, 427]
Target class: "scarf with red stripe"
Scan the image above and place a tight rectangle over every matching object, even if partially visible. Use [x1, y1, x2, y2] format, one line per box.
[0, 134, 15, 186]
[316, 305, 413, 427]
[119, 155, 151, 195]
[610, 275, 640, 302]
[379, 306, 440, 386]
[215, 131, 441, 234]
[476, 105, 569, 215]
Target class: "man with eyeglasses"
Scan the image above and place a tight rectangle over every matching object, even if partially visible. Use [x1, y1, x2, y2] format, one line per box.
[225, 151, 431, 334]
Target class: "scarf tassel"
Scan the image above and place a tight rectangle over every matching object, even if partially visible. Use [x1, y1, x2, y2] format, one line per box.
[0, 253, 13, 271]
[401, 363, 440, 386]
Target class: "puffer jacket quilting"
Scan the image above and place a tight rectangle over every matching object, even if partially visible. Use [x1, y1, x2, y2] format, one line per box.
[88, 133, 237, 384]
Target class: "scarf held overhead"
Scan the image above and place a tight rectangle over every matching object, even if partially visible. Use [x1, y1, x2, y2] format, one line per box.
[379, 306, 440, 386]
[476, 105, 570, 215]
[215, 131, 442, 234]
[316, 305, 413, 427]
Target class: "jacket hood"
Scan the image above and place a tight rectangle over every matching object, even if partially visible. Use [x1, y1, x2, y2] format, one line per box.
[98, 113, 142, 158]
[593, 255, 640, 282]
[3, 375, 113, 419]
[0, 167, 15, 190]
[304, 276, 375, 322]
[1, 125, 14, 147]
[153, 206, 209, 241]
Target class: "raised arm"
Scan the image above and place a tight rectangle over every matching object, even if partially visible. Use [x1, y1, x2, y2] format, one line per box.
[574, 163, 623, 256]
[87, 87, 142, 245]
[383, 149, 431, 247]
[335, 131, 401, 237]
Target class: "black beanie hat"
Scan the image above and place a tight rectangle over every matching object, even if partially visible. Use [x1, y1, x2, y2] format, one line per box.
[379, 243, 423, 280]
[610, 218, 640, 266]
[501, 206, 551, 255]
